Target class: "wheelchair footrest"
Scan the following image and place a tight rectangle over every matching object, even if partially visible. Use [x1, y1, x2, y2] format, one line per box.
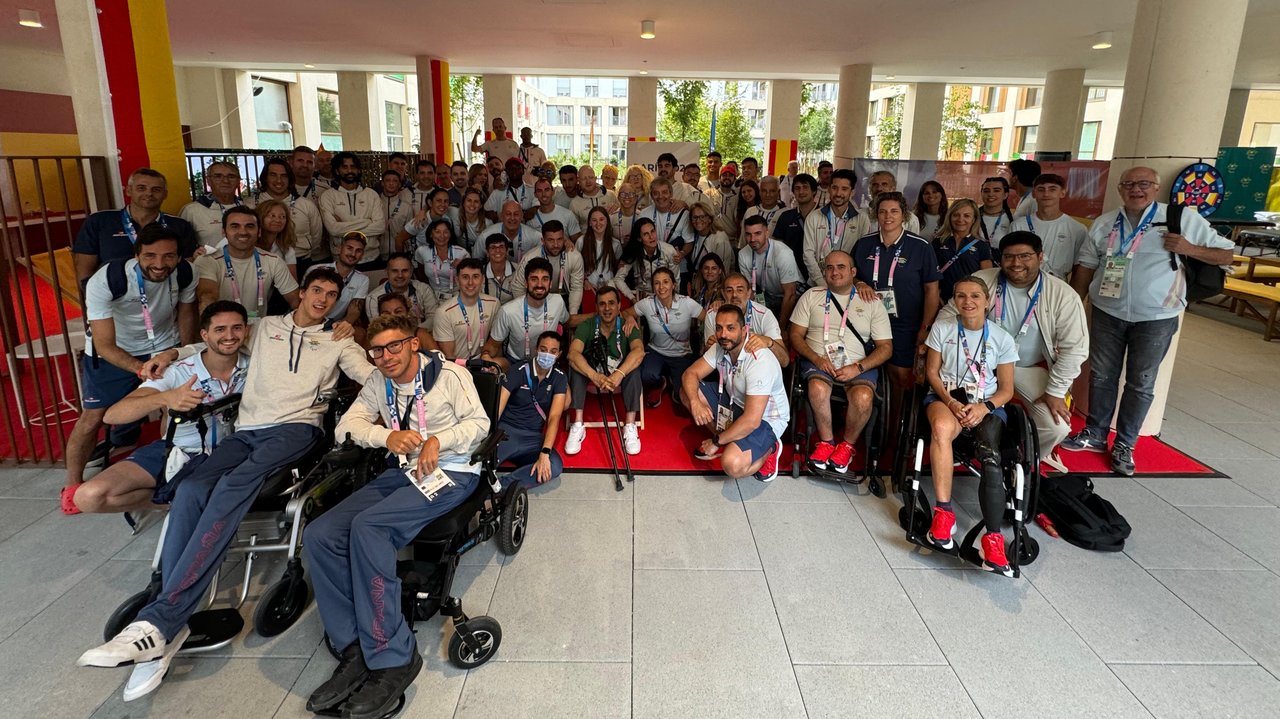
[313, 693, 406, 719]
[179, 608, 244, 652]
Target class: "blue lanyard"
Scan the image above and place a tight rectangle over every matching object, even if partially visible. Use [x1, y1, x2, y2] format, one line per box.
[993, 273, 1043, 337]
[523, 363, 548, 422]
[1109, 203, 1159, 257]
[133, 262, 174, 344]
[652, 295, 676, 339]
[939, 237, 981, 273]
[523, 298, 552, 358]
[384, 370, 425, 434]
[957, 321, 990, 394]
[222, 247, 264, 316]
[541, 246, 567, 290]
[121, 208, 168, 245]
[596, 315, 623, 357]
[823, 205, 853, 253]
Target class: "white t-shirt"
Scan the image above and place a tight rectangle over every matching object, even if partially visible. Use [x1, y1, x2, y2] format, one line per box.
[738, 240, 802, 297]
[195, 248, 297, 319]
[485, 225, 543, 263]
[365, 279, 438, 329]
[925, 318, 1019, 401]
[480, 137, 521, 164]
[992, 279, 1045, 367]
[179, 197, 243, 249]
[703, 301, 782, 343]
[213, 237, 297, 267]
[789, 287, 892, 364]
[1014, 213, 1088, 279]
[85, 258, 196, 357]
[485, 182, 537, 215]
[142, 351, 250, 452]
[918, 212, 942, 240]
[414, 244, 469, 300]
[576, 235, 624, 287]
[569, 190, 618, 225]
[636, 294, 703, 357]
[517, 144, 547, 183]
[701, 341, 790, 440]
[490, 294, 569, 362]
[531, 205, 582, 237]
[312, 264, 370, 320]
[978, 211, 1013, 248]
[638, 205, 693, 246]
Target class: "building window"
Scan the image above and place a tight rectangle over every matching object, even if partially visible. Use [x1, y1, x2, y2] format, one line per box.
[609, 136, 627, 164]
[1077, 121, 1101, 160]
[317, 90, 343, 151]
[867, 100, 879, 126]
[610, 106, 627, 126]
[1014, 125, 1038, 156]
[581, 106, 601, 126]
[1087, 87, 1108, 102]
[747, 108, 767, 132]
[253, 80, 291, 150]
[584, 79, 599, 97]
[385, 101, 405, 152]
[555, 78, 571, 97]
[580, 133, 599, 154]
[983, 87, 1003, 113]
[1249, 122, 1280, 148]
[979, 127, 1002, 159]
[612, 80, 628, 98]
[1021, 87, 1042, 109]
[549, 134, 572, 154]
[547, 105, 573, 125]
[749, 81, 767, 101]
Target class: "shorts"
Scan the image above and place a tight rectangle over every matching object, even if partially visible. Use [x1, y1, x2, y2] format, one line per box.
[799, 357, 878, 388]
[81, 354, 149, 409]
[888, 332, 918, 369]
[697, 381, 779, 460]
[122, 439, 209, 504]
[924, 393, 1008, 424]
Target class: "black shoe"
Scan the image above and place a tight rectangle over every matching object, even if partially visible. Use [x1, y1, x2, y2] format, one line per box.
[306, 642, 368, 713]
[341, 650, 423, 719]
[1111, 442, 1136, 477]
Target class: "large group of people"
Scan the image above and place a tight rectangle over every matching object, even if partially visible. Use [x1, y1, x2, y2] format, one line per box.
[58, 121, 1233, 712]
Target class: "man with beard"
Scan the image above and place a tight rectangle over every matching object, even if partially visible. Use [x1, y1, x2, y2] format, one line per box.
[290, 145, 331, 202]
[774, 173, 819, 283]
[485, 157, 536, 221]
[319, 152, 386, 270]
[511, 220, 585, 314]
[563, 285, 645, 456]
[803, 168, 860, 287]
[737, 215, 800, 323]
[406, 160, 437, 215]
[517, 126, 547, 185]
[553, 164, 581, 208]
[194, 206, 297, 318]
[247, 158, 324, 267]
[448, 160, 469, 206]
[482, 258, 569, 370]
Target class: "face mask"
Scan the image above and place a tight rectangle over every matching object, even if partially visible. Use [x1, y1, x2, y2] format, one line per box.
[535, 352, 556, 370]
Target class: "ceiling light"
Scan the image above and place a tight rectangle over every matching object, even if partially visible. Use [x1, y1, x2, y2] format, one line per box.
[18, 9, 42, 28]
[1092, 31, 1113, 50]
[640, 20, 655, 39]
[886, 75, 896, 81]
[304, 64, 315, 69]
[639, 70, 649, 75]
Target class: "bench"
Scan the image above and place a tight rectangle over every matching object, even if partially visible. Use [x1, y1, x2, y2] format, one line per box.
[1222, 276, 1280, 341]
[1231, 255, 1280, 284]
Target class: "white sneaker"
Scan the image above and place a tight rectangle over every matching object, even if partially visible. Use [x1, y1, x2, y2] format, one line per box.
[564, 423, 586, 455]
[622, 423, 641, 455]
[77, 620, 166, 668]
[122, 625, 189, 701]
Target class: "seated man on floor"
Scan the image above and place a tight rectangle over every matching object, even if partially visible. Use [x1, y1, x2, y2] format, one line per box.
[789, 250, 894, 474]
[303, 314, 489, 719]
[680, 303, 790, 482]
[563, 286, 645, 456]
[76, 267, 373, 703]
[73, 301, 250, 514]
[495, 330, 570, 488]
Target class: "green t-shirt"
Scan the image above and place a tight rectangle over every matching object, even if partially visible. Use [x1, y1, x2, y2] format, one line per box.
[574, 315, 641, 361]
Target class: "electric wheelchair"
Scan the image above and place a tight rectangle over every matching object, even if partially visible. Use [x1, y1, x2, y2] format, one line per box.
[786, 357, 892, 496]
[895, 381, 1042, 577]
[103, 386, 384, 650]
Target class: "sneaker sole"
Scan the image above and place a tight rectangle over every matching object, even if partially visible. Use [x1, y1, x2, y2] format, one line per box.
[754, 441, 782, 483]
[77, 638, 165, 668]
[122, 627, 189, 701]
[1060, 442, 1107, 453]
[981, 561, 1015, 578]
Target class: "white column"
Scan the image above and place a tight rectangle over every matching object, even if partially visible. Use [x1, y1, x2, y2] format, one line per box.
[833, 64, 871, 169]
[628, 76, 657, 139]
[1038, 68, 1087, 155]
[765, 80, 802, 175]
[181, 67, 230, 148]
[295, 73, 323, 148]
[54, 0, 120, 199]
[220, 70, 258, 149]
[899, 82, 945, 161]
[482, 74, 516, 141]
[337, 71, 381, 151]
[1219, 88, 1250, 148]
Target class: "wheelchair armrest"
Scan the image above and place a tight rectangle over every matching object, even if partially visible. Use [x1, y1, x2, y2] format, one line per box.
[324, 432, 365, 467]
[465, 358, 502, 375]
[168, 392, 243, 422]
[470, 428, 506, 466]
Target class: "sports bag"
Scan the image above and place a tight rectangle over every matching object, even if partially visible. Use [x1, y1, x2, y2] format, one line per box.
[1038, 476, 1131, 552]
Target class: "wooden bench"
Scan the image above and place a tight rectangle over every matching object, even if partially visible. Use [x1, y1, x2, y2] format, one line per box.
[1231, 255, 1280, 284]
[1222, 276, 1280, 340]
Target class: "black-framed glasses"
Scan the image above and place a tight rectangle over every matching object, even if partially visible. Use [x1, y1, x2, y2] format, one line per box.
[1001, 252, 1038, 263]
[1118, 181, 1157, 190]
[367, 337, 412, 359]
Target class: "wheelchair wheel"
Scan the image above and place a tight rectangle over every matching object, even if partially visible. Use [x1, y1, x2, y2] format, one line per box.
[1011, 533, 1040, 565]
[497, 486, 528, 555]
[255, 574, 311, 637]
[103, 589, 152, 642]
[898, 505, 930, 535]
[447, 616, 502, 668]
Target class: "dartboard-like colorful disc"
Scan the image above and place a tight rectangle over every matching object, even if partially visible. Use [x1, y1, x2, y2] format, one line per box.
[1170, 162, 1225, 216]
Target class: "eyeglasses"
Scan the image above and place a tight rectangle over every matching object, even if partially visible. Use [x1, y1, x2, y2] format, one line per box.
[1118, 180, 1157, 190]
[1001, 252, 1038, 263]
[367, 337, 412, 359]
[619, 192, 638, 199]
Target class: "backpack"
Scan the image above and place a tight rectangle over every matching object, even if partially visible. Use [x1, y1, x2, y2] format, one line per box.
[1164, 203, 1225, 303]
[105, 258, 195, 301]
[1038, 476, 1132, 552]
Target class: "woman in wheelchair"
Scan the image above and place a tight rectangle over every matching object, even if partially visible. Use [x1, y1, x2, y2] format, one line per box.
[922, 276, 1020, 576]
[495, 330, 569, 487]
[303, 314, 490, 719]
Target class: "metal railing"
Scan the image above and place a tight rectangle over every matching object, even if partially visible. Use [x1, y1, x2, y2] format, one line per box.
[0, 155, 114, 464]
[185, 149, 425, 201]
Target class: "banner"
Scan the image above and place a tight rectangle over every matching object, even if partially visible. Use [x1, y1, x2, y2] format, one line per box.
[1213, 147, 1276, 221]
[853, 159, 1112, 222]
[626, 141, 700, 175]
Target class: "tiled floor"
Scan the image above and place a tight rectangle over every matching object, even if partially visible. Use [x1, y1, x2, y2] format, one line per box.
[1, 309, 1279, 718]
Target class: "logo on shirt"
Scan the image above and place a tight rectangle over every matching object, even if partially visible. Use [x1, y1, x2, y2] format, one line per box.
[269, 333, 285, 342]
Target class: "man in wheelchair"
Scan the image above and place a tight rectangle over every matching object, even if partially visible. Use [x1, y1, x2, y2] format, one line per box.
[303, 314, 490, 719]
[922, 276, 1020, 576]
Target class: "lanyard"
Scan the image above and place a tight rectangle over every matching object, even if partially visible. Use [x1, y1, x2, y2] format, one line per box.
[133, 263, 173, 344]
[760, 206, 780, 226]
[222, 247, 265, 316]
[193, 360, 246, 450]
[489, 262, 514, 301]
[751, 242, 771, 293]
[595, 315, 623, 358]
[717, 351, 738, 402]
[431, 245, 455, 292]
[121, 208, 168, 245]
[980, 211, 1006, 240]
[938, 237, 981, 273]
[652, 295, 679, 341]
[523, 363, 548, 422]
[457, 296, 486, 345]
[523, 298, 553, 358]
[385, 281, 422, 319]
[1107, 203, 1159, 258]
[993, 273, 1043, 338]
[744, 300, 755, 337]
[872, 241, 904, 289]
[957, 321, 990, 396]
[542, 247, 568, 290]
[658, 210, 674, 243]
[384, 371, 427, 443]
[822, 289, 857, 343]
[822, 205, 853, 255]
[386, 194, 404, 234]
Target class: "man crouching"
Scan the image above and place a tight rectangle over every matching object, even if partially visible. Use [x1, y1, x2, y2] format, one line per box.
[304, 314, 490, 718]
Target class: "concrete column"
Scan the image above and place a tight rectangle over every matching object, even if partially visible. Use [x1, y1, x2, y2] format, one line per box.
[296, 73, 323, 148]
[54, 0, 120, 201]
[1219, 88, 1250, 148]
[182, 67, 230, 148]
[482, 74, 516, 140]
[1100, 0, 1248, 437]
[628, 76, 657, 140]
[415, 56, 451, 163]
[1038, 68, 1087, 155]
[833, 64, 872, 169]
[220, 70, 258, 149]
[765, 79, 802, 175]
[337, 71, 380, 151]
[899, 82, 945, 161]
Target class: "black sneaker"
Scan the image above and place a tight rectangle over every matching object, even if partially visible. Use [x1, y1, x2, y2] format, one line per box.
[341, 649, 423, 719]
[1111, 442, 1135, 477]
[1061, 429, 1107, 453]
[305, 641, 368, 713]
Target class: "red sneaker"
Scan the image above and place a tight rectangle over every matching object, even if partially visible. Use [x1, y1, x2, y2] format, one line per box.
[61, 485, 82, 516]
[753, 440, 782, 483]
[807, 440, 836, 470]
[929, 507, 956, 549]
[829, 441, 856, 473]
[981, 532, 1014, 577]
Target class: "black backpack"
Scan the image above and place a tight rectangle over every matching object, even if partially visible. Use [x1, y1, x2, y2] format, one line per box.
[105, 258, 195, 300]
[1164, 203, 1225, 303]
[1038, 476, 1132, 552]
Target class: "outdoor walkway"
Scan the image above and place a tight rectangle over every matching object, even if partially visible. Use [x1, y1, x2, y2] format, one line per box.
[0, 309, 1278, 719]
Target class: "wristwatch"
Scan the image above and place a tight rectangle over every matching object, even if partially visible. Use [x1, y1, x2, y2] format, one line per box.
[540, 447, 552, 456]
[983, 400, 997, 412]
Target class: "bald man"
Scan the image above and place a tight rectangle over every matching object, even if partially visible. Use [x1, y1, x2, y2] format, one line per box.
[569, 165, 617, 225]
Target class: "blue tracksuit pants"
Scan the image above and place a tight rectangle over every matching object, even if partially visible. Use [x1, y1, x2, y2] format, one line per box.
[304, 466, 479, 670]
[496, 426, 564, 489]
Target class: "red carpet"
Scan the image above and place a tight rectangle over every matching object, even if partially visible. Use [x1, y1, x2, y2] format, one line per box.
[560, 396, 1220, 478]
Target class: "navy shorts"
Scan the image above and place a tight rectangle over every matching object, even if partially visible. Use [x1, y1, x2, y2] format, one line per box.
[924, 393, 1008, 424]
[887, 331, 918, 370]
[698, 381, 779, 460]
[81, 354, 149, 409]
[799, 357, 878, 388]
[122, 439, 208, 504]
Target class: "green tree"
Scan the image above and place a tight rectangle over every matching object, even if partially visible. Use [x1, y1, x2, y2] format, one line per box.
[713, 82, 755, 162]
[658, 80, 711, 146]
[799, 102, 835, 157]
[451, 75, 484, 161]
[940, 86, 987, 160]
[875, 94, 903, 159]
[318, 93, 341, 133]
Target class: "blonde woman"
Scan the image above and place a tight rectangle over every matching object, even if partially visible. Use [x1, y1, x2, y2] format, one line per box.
[611, 181, 644, 247]
[254, 199, 299, 277]
[600, 164, 620, 193]
[623, 164, 654, 209]
[933, 198, 994, 302]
